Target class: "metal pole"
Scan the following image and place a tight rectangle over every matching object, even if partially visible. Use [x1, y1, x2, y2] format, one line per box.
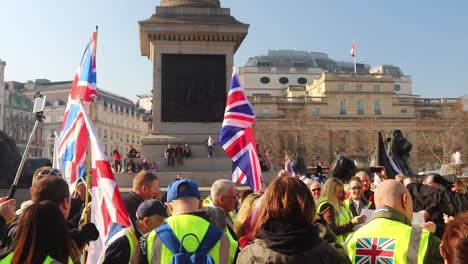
[8, 118, 41, 199]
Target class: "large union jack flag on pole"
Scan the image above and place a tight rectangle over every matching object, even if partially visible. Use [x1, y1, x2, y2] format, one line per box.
[57, 30, 97, 191]
[355, 237, 395, 264]
[220, 67, 262, 191]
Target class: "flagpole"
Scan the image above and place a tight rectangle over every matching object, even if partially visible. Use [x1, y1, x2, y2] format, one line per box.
[353, 40, 357, 74]
[84, 25, 97, 226]
[82, 26, 97, 264]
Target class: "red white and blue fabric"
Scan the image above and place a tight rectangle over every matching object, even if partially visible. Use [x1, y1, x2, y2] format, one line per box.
[355, 237, 395, 264]
[57, 30, 97, 191]
[220, 67, 262, 191]
[56, 103, 88, 191]
[284, 153, 295, 176]
[78, 103, 131, 263]
[70, 31, 97, 102]
[351, 41, 356, 57]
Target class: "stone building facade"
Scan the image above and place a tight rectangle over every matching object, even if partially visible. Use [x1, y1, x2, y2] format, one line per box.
[21, 79, 148, 161]
[3, 81, 44, 156]
[248, 71, 467, 172]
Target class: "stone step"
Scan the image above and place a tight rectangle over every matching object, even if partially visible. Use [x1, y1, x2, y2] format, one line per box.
[115, 170, 277, 188]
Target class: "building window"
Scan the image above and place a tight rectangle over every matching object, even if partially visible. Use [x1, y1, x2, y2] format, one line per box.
[401, 108, 407, 114]
[339, 84, 345, 92]
[257, 61, 270, 67]
[356, 84, 363, 92]
[297, 77, 307, 85]
[373, 84, 380, 92]
[104, 130, 107, 139]
[259, 77, 270, 84]
[311, 108, 320, 116]
[374, 100, 382, 115]
[357, 99, 364, 114]
[279, 77, 289, 84]
[262, 108, 270, 118]
[339, 99, 347, 115]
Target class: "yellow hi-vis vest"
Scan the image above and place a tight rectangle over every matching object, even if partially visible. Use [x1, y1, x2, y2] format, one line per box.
[317, 198, 352, 243]
[146, 214, 234, 264]
[97, 227, 137, 263]
[0, 252, 73, 264]
[344, 217, 430, 264]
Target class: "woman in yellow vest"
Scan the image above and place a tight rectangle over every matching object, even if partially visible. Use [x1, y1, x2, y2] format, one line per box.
[0, 201, 73, 264]
[317, 178, 366, 243]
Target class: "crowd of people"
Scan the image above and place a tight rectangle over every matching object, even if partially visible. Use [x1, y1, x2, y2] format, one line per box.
[0, 165, 467, 263]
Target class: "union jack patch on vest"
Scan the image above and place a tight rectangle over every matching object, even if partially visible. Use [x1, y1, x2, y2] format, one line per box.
[355, 237, 395, 264]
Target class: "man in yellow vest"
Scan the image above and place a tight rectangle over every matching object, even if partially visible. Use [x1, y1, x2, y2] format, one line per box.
[135, 179, 235, 264]
[343, 180, 443, 264]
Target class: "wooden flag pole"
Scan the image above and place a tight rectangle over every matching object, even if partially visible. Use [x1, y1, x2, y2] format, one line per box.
[82, 25, 98, 264]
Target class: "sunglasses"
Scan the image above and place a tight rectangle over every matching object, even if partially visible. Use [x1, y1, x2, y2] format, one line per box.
[38, 168, 62, 176]
[350, 186, 362, 190]
[311, 188, 321, 192]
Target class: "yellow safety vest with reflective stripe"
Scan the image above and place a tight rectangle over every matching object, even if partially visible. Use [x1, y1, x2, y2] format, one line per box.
[0, 252, 73, 264]
[343, 198, 371, 216]
[146, 214, 234, 264]
[344, 217, 430, 264]
[317, 198, 352, 243]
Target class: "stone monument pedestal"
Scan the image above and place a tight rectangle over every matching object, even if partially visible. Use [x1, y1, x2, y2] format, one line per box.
[138, 0, 249, 185]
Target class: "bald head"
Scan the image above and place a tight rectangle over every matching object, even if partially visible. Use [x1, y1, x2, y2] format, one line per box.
[375, 180, 413, 222]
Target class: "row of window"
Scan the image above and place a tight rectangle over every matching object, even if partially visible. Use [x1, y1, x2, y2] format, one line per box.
[337, 84, 402, 92]
[338, 84, 381, 93]
[98, 128, 141, 144]
[260, 99, 382, 118]
[104, 116, 140, 130]
[103, 102, 135, 115]
[260, 77, 308, 85]
[339, 99, 381, 115]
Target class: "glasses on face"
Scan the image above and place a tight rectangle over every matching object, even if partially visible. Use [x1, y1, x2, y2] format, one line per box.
[311, 188, 321, 192]
[38, 168, 62, 177]
[350, 186, 362, 190]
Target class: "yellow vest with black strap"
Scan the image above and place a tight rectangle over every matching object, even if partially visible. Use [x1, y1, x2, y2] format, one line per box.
[146, 214, 234, 264]
[344, 217, 430, 263]
[97, 227, 137, 263]
[317, 198, 352, 243]
[0, 252, 73, 264]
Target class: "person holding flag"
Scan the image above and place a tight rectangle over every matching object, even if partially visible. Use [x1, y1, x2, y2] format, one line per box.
[220, 67, 262, 191]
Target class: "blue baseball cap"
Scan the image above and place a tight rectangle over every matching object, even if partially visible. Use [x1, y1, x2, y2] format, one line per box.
[166, 179, 201, 202]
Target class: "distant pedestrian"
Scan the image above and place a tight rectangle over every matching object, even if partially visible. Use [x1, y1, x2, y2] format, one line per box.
[113, 149, 122, 172]
[208, 135, 214, 157]
[175, 144, 183, 166]
[164, 144, 175, 167]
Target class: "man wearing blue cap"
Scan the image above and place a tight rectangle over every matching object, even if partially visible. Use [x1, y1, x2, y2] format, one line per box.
[135, 179, 235, 264]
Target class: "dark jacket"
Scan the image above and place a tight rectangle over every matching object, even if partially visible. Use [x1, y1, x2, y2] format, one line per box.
[123, 191, 144, 228]
[237, 219, 350, 264]
[407, 182, 468, 237]
[343, 205, 443, 264]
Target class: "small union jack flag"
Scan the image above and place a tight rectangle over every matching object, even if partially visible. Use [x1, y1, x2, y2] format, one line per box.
[355, 237, 395, 264]
[220, 67, 262, 191]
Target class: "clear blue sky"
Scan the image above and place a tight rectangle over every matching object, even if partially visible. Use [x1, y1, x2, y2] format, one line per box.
[1, 0, 467, 100]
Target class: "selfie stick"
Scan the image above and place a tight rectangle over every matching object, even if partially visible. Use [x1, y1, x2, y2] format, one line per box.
[8, 98, 46, 199]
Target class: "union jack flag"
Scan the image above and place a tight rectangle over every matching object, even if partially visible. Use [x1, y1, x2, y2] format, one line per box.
[70, 30, 97, 102]
[220, 67, 262, 191]
[355, 237, 395, 264]
[284, 152, 295, 176]
[57, 30, 97, 191]
[77, 103, 132, 263]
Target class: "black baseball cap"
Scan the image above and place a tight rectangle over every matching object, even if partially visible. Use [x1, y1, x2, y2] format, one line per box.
[136, 199, 169, 220]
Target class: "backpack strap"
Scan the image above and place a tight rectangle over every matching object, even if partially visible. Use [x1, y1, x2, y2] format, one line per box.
[196, 224, 223, 255]
[155, 224, 186, 254]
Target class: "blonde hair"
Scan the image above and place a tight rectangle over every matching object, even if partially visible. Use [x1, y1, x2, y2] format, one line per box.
[320, 178, 344, 211]
[233, 192, 262, 237]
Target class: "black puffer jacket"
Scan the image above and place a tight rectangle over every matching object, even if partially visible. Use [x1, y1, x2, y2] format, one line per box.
[237, 219, 350, 264]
